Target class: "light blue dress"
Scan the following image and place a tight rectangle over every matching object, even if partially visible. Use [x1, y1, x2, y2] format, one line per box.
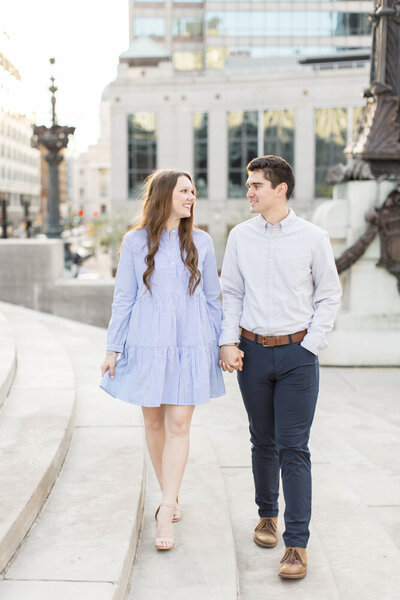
[100, 227, 226, 406]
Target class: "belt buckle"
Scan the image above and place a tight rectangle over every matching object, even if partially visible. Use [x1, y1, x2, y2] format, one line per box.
[262, 335, 274, 347]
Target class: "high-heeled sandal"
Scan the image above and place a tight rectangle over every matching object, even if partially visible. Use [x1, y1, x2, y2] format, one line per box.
[172, 496, 181, 523]
[155, 503, 175, 550]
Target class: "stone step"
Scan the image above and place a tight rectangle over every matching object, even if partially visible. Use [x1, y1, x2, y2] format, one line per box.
[0, 303, 76, 573]
[127, 423, 239, 600]
[0, 313, 17, 409]
[0, 305, 145, 600]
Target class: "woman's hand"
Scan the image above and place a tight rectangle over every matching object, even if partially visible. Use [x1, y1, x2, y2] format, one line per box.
[101, 353, 117, 378]
[219, 345, 244, 373]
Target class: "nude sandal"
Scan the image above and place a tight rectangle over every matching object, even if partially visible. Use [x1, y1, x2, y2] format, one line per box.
[155, 503, 175, 550]
[172, 497, 181, 523]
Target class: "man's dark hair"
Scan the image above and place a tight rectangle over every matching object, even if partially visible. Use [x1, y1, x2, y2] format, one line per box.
[246, 155, 295, 200]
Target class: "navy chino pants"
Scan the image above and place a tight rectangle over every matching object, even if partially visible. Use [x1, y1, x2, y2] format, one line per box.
[237, 336, 319, 548]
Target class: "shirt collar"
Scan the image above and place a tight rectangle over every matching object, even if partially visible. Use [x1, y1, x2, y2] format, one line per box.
[257, 208, 296, 232]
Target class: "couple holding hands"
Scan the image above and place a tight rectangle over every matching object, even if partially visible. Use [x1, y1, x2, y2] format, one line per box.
[100, 155, 341, 580]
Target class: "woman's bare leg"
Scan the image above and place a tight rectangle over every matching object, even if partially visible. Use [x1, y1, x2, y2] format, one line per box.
[155, 405, 195, 547]
[142, 406, 166, 489]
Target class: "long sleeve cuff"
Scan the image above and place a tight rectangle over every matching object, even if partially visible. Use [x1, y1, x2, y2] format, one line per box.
[106, 344, 124, 353]
[301, 331, 327, 356]
[219, 329, 241, 346]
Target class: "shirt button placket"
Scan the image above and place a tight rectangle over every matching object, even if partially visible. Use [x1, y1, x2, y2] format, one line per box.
[266, 230, 273, 333]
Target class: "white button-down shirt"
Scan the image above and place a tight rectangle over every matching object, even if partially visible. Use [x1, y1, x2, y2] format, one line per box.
[219, 209, 342, 355]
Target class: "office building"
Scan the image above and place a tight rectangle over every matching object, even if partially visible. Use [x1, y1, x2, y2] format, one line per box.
[77, 1, 373, 262]
[0, 32, 40, 234]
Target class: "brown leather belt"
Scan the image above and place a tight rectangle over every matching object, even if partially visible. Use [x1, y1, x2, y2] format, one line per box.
[241, 327, 307, 348]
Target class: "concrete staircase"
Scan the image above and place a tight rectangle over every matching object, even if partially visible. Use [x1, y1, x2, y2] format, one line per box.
[0, 303, 146, 599]
[0, 302, 239, 600]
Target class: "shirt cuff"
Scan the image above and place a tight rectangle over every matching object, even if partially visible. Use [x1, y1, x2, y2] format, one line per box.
[219, 331, 241, 346]
[301, 332, 327, 356]
[106, 344, 124, 353]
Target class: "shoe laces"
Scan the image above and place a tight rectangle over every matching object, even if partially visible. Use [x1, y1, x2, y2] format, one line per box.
[280, 547, 305, 567]
[255, 517, 277, 535]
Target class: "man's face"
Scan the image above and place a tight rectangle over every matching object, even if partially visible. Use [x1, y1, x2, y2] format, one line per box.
[246, 170, 282, 215]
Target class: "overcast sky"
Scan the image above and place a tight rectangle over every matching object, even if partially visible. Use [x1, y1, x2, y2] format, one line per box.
[2, 0, 129, 153]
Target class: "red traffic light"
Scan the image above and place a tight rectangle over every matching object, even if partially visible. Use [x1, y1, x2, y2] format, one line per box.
[78, 209, 84, 217]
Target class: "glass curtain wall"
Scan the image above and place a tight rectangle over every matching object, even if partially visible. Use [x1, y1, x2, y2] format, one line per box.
[207, 11, 370, 38]
[131, 0, 372, 69]
[315, 107, 347, 198]
[127, 113, 157, 198]
[193, 112, 208, 198]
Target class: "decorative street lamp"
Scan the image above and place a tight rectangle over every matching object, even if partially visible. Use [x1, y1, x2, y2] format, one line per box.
[0, 192, 9, 239]
[20, 194, 32, 238]
[333, 0, 400, 292]
[31, 58, 75, 238]
[346, 0, 400, 177]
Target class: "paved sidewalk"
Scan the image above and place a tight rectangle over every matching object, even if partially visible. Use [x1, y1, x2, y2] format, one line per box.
[124, 364, 399, 599]
[198, 366, 400, 600]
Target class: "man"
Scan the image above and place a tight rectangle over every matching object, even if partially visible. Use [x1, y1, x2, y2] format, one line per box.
[219, 155, 341, 579]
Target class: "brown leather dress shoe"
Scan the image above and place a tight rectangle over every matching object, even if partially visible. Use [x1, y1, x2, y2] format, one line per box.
[278, 546, 307, 579]
[253, 517, 278, 548]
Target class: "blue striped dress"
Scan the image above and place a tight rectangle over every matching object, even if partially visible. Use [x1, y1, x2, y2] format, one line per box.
[100, 227, 225, 406]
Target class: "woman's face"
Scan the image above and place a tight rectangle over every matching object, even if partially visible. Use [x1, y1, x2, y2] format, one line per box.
[170, 176, 195, 221]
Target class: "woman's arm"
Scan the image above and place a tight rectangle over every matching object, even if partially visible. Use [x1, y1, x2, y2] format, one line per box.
[201, 234, 222, 338]
[106, 232, 138, 353]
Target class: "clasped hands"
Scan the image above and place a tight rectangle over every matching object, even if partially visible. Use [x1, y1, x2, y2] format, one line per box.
[219, 344, 245, 373]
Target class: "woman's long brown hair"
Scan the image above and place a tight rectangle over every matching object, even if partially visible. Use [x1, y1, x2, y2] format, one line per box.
[130, 169, 201, 295]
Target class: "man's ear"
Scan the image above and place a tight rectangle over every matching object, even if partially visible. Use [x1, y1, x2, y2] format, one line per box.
[277, 182, 288, 197]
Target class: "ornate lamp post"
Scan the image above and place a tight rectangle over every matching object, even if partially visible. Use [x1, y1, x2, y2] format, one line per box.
[333, 1, 400, 291]
[31, 59, 75, 238]
[346, 0, 400, 177]
[0, 192, 9, 239]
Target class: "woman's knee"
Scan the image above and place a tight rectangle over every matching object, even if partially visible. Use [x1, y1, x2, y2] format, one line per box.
[142, 407, 165, 432]
[166, 418, 191, 438]
[165, 406, 194, 438]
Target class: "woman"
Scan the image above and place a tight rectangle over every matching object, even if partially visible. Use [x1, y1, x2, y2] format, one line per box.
[100, 169, 225, 551]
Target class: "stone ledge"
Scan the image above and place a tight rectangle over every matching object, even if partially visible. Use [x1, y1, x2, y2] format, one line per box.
[0, 305, 146, 600]
[0, 307, 76, 572]
[0, 313, 16, 409]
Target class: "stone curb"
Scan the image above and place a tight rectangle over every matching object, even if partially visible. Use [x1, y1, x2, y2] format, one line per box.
[0, 306, 76, 573]
[0, 313, 17, 409]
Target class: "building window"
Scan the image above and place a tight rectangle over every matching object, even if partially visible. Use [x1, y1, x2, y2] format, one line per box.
[173, 18, 203, 39]
[206, 11, 371, 38]
[263, 110, 295, 167]
[228, 111, 258, 199]
[193, 113, 208, 198]
[206, 47, 230, 69]
[315, 107, 347, 198]
[128, 113, 157, 198]
[173, 51, 203, 71]
[134, 18, 165, 38]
